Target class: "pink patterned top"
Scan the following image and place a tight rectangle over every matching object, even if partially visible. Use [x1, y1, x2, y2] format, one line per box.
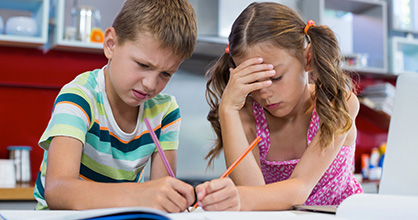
[253, 101, 363, 205]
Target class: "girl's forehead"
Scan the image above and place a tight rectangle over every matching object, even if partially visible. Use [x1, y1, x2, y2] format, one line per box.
[233, 44, 291, 64]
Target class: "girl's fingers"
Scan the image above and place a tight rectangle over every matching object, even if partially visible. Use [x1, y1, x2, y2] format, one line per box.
[199, 178, 240, 211]
[195, 181, 209, 201]
[202, 196, 240, 211]
[233, 57, 263, 72]
[234, 69, 275, 85]
[230, 57, 274, 78]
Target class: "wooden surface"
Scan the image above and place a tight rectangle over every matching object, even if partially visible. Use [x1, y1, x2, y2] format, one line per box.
[0, 184, 35, 200]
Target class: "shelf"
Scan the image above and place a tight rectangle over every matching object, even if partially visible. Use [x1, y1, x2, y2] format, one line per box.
[325, 0, 378, 14]
[51, 39, 103, 53]
[193, 35, 228, 57]
[359, 102, 390, 131]
[0, 0, 49, 48]
[48, 0, 123, 53]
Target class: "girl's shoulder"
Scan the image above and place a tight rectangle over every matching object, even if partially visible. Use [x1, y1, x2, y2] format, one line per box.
[344, 90, 360, 118]
[311, 85, 359, 118]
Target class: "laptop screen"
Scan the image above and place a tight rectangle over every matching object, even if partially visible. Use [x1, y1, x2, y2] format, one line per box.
[379, 73, 418, 196]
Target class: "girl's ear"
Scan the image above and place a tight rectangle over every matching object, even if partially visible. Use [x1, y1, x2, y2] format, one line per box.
[103, 27, 117, 59]
[304, 43, 312, 72]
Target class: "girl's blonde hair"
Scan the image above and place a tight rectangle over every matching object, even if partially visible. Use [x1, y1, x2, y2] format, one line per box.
[112, 0, 197, 59]
[205, 2, 355, 165]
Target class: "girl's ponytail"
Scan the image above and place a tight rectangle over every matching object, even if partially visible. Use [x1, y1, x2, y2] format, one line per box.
[205, 53, 234, 166]
[306, 24, 354, 150]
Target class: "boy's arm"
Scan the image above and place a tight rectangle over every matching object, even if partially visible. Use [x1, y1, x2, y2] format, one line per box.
[44, 136, 194, 212]
[150, 150, 177, 179]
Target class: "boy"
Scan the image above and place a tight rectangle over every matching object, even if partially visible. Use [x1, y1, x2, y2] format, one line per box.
[34, 0, 197, 212]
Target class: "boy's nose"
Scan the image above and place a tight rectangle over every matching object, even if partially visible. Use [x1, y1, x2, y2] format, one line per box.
[142, 74, 158, 92]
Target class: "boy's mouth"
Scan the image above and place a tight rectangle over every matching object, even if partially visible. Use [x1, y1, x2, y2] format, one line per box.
[132, 89, 149, 100]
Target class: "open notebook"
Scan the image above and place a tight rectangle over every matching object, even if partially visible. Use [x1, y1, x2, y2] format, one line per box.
[295, 73, 418, 215]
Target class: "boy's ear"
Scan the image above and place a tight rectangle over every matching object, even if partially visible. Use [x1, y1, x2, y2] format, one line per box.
[304, 43, 312, 72]
[103, 27, 117, 59]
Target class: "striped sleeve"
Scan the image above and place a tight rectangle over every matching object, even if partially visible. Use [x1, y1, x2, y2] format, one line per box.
[160, 96, 181, 151]
[39, 88, 93, 150]
[143, 94, 181, 152]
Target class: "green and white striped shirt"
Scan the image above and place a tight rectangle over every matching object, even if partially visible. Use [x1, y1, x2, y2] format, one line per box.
[34, 67, 181, 210]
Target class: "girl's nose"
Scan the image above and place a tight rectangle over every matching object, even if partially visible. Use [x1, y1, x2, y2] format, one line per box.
[259, 86, 273, 100]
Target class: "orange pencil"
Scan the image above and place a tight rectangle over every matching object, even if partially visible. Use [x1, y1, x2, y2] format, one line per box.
[191, 136, 261, 211]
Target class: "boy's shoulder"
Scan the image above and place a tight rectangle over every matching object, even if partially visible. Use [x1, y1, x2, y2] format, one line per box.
[143, 93, 178, 114]
[145, 93, 176, 104]
[61, 69, 101, 93]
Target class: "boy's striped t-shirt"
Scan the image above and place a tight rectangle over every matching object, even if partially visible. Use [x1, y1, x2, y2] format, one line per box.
[33, 67, 181, 210]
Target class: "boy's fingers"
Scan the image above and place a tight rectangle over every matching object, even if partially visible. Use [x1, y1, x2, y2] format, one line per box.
[169, 178, 195, 207]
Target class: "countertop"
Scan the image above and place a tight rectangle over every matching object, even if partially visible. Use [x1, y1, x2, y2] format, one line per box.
[0, 183, 35, 200]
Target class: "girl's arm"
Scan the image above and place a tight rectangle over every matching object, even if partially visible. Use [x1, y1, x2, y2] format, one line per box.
[220, 105, 265, 186]
[219, 57, 276, 186]
[238, 93, 360, 211]
[44, 136, 194, 212]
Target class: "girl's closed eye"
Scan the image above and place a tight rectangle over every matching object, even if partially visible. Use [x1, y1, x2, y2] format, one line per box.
[271, 75, 282, 81]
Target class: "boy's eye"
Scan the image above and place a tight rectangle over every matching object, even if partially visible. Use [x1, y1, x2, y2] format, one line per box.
[161, 72, 172, 78]
[137, 62, 149, 68]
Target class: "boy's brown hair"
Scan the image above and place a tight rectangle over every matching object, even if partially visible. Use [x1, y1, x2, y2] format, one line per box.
[112, 0, 197, 59]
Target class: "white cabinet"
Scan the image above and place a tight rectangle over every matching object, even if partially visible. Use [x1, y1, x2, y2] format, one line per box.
[299, 0, 388, 74]
[0, 0, 49, 48]
[390, 36, 418, 75]
[191, 0, 388, 74]
[48, 0, 123, 53]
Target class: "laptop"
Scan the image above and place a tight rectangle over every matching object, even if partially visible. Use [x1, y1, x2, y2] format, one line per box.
[295, 73, 418, 213]
[379, 73, 418, 196]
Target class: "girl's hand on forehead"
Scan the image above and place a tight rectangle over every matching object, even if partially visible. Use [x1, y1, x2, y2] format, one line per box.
[220, 57, 275, 112]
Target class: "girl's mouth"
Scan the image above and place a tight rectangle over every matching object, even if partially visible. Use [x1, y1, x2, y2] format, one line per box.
[266, 102, 281, 110]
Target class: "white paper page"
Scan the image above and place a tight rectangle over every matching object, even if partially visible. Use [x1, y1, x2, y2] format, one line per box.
[170, 210, 347, 220]
[336, 193, 418, 220]
[0, 207, 169, 220]
[0, 210, 78, 220]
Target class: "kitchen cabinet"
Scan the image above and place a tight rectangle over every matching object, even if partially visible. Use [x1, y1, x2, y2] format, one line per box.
[389, 0, 418, 34]
[48, 0, 123, 53]
[390, 36, 418, 75]
[299, 0, 388, 74]
[0, 0, 49, 48]
[191, 0, 388, 74]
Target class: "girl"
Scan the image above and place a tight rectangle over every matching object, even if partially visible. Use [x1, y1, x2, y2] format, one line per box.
[197, 2, 363, 211]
